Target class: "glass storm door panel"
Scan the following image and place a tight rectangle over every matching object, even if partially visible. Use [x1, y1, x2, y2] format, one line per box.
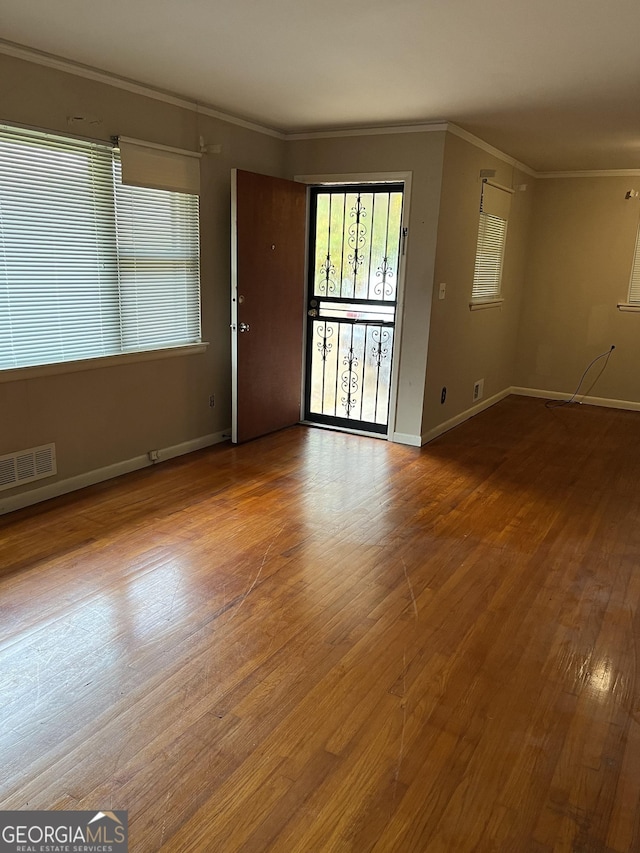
[304, 184, 404, 434]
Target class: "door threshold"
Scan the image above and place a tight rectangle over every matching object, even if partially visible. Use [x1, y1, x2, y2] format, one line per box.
[299, 420, 389, 440]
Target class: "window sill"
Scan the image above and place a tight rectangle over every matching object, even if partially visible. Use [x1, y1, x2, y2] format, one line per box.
[469, 298, 504, 311]
[617, 303, 640, 313]
[0, 342, 209, 384]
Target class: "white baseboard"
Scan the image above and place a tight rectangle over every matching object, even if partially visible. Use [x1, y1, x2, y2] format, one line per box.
[511, 387, 640, 412]
[0, 429, 231, 516]
[510, 386, 566, 401]
[392, 431, 423, 447]
[420, 385, 640, 449]
[421, 388, 512, 445]
[6, 386, 638, 515]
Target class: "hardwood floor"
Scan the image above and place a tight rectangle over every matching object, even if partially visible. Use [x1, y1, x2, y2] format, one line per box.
[1, 394, 639, 852]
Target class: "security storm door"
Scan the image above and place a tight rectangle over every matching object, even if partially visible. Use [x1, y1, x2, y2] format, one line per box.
[304, 184, 404, 434]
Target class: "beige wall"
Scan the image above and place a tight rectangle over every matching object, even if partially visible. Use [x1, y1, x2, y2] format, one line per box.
[423, 133, 535, 435]
[515, 176, 640, 403]
[6, 52, 637, 511]
[286, 131, 446, 439]
[0, 54, 286, 503]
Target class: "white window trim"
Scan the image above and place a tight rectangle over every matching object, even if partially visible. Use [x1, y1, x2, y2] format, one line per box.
[0, 342, 208, 384]
[469, 298, 504, 311]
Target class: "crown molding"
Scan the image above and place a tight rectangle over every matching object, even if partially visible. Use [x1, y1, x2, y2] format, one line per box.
[285, 121, 449, 141]
[195, 107, 283, 139]
[4, 39, 640, 178]
[285, 121, 542, 179]
[0, 39, 285, 140]
[536, 169, 640, 178]
[447, 124, 537, 177]
[442, 129, 640, 179]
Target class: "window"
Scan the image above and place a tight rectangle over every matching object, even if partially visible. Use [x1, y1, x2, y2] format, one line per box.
[470, 179, 512, 308]
[0, 124, 201, 371]
[626, 221, 640, 305]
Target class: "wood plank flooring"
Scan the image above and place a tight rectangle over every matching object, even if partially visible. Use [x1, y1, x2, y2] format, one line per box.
[1, 394, 639, 852]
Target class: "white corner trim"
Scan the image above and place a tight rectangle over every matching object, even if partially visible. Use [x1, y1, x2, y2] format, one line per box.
[421, 387, 512, 445]
[0, 39, 284, 140]
[469, 298, 504, 311]
[196, 105, 283, 139]
[510, 386, 640, 412]
[0, 429, 230, 516]
[509, 387, 567, 401]
[537, 169, 640, 179]
[286, 122, 449, 141]
[0, 342, 209, 384]
[447, 124, 537, 177]
[391, 432, 423, 447]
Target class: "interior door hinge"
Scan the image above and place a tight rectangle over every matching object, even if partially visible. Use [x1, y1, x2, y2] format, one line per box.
[401, 227, 408, 255]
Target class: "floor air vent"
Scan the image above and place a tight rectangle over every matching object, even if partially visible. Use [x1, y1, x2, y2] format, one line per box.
[0, 443, 57, 492]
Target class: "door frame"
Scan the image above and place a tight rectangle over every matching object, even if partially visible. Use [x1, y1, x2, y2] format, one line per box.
[230, 169, 240, 443]
[294, 171, 412, 441]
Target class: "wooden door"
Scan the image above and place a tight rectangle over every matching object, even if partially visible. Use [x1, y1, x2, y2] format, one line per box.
[231, 169, 307, 443]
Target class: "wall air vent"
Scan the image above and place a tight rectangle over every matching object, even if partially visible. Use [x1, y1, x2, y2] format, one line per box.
[0, 443, 57, 492]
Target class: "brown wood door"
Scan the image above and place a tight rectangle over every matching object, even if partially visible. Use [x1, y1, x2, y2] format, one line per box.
[231, 169, 307, 443]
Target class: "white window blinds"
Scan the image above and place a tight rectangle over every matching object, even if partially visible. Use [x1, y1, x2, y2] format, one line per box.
[471, 214, 508, 300]
[0, 124, 201, 372]
[471, 180, 512, 302]
[0, 126, 120, 368]
[114, 157, 201, 351]
[627, 221, 640, 304]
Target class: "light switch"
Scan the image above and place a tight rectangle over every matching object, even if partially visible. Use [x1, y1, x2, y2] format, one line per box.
[439, 282, 446, 300]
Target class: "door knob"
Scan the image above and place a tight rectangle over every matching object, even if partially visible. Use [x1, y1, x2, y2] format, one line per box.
[239, 322, 251, 333]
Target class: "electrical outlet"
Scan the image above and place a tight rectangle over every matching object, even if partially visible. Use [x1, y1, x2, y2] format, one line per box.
[148, 449, 160, 463]
[209, 394, 215, 407]
[473, 379, 484, 402]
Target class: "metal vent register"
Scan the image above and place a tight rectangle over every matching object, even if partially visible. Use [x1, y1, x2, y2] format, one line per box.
[0, 443, 57, 491]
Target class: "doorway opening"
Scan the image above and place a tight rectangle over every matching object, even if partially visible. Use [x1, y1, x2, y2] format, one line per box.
[304, 183, 404, 435]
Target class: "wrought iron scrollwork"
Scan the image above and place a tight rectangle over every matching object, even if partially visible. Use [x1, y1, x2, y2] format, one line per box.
[374, 256, 394, 298]
[318, 253, 336, 295]
[341, 346, 359, 416]
[347, 194, 367, 279]
[307, 184, 403, 429]
[316, 322, 334, 362]
[372, 327, 390, 368]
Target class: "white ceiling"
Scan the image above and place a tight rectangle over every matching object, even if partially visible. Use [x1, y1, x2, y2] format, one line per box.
[2, 0, 640, 172]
